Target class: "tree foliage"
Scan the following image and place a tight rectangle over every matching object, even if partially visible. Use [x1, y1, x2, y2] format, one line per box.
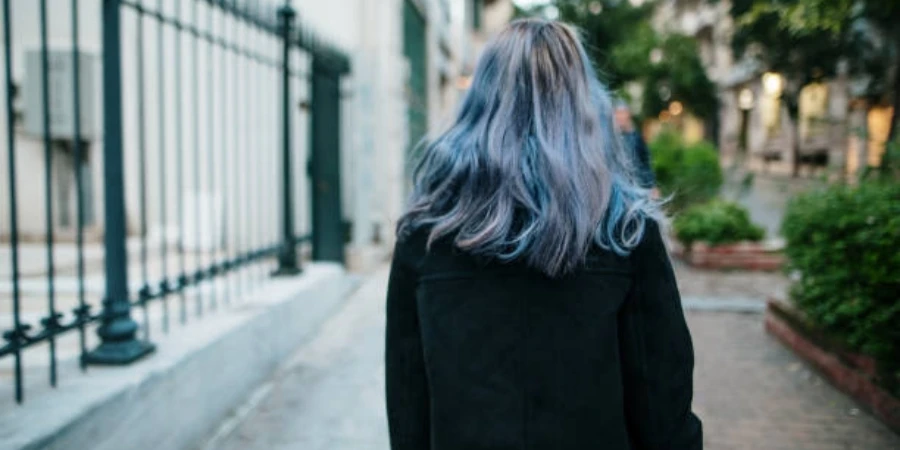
[551, 0, 719, 120]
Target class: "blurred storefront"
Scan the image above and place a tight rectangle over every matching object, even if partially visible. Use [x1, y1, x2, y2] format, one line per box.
[650, 0, 894, 180]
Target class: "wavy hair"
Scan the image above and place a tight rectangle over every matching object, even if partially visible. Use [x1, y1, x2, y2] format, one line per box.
[398, 19, 661, 277]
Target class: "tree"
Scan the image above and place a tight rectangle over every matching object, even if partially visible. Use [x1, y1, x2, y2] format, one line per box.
[731, 0, 900, 175]
[555, 0, 719, 121]
[635, 33, 719, 122]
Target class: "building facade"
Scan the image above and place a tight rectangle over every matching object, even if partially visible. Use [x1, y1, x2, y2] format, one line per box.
[651, 0, 893, 179]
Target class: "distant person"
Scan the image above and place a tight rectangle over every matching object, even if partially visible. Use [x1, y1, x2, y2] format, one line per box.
[385, 19, 702, 450]
[615, 100, 660, 198]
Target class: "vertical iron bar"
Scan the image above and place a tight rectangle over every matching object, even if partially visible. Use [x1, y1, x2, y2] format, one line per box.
[156, 0, 170, 333]
[251, 44, 269, 282]
[135, 0, 151, 341]
[191, 0, 203, 317]
[206, 3, 217, 310]
[273, 2, 300, 276]
[266, 62, 275, 280]
[222, 6, 232, 304]
[239, 21, 250, 297]
[84, 0, 155, 366]
[232, 8, 242, 299]
[3, 0, 24, 403]
[175, 0, 187, 324]
[71, 0, 88, 371]
[256, 57, 264, 283]
[38, 0, 59, 387]
[252, 3, 260, 284]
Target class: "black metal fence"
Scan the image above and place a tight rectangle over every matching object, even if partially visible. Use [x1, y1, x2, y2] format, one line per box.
[1, 0, 349, 404]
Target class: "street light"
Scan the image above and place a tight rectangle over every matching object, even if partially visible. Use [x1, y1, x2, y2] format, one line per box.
[763, 72, 784, 97]
[658, 84, 672, 102]
[669, 101, 684, 116]
[543, 5, 560, 20]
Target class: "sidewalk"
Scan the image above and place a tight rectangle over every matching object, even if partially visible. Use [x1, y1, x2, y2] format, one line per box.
[204, 266, 900, 450]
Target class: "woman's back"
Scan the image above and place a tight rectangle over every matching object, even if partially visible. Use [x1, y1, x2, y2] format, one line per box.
[387, 222, 702, 450]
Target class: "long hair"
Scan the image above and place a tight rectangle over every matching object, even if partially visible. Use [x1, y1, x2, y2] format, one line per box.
[398, 19, 661, 277]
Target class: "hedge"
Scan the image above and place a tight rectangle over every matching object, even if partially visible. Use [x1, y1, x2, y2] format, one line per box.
[781, 181, 900, 392]
[673, 200, 765, 247]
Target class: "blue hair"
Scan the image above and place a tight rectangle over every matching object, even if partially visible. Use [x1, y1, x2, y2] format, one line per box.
[398, 19, 662, 277]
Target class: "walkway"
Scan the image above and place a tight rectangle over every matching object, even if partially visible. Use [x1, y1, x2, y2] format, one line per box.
[204, 267, 900, 450]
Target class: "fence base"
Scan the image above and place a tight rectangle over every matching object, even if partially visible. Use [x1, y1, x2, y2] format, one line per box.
[271, 265, 302, 277]
[83, 340, 155, 366]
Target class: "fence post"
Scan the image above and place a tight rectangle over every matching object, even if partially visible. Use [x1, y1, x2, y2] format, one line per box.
[310, 58, 345, 263]
[84, 0, 154, 365]
[273, 0, 302, 276]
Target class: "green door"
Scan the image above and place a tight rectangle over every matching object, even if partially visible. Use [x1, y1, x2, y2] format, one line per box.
[403, 0, 429, 178]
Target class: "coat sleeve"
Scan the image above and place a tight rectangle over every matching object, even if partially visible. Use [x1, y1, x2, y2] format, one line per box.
[385, 240, 431, 450]
[618, 221, 702, 450]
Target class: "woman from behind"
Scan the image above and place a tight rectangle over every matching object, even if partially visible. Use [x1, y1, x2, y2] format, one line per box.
[385, 18, 702, 450]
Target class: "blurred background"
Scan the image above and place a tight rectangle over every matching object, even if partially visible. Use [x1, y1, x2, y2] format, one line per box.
[0, 1, 898, 449]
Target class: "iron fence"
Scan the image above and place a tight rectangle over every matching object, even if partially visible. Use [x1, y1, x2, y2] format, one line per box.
[1, 0, 349, 404]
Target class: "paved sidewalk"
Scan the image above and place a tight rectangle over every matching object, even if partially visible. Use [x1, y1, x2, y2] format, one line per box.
[206, 268, 900, 450]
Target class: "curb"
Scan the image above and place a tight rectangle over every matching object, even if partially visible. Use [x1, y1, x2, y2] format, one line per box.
[764, 299, 900, 434]
[1, 264, 357, 450]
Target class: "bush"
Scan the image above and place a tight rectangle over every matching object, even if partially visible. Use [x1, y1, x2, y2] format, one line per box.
[781, 182, 900, 366]
[650, 131, 723, 211]
[673, 200, 765, 247]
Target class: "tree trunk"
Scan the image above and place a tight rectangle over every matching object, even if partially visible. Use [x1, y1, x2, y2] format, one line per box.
[889, 32, 900, 143]
[883, 38, 900, 173]
[791, 118, 802, 177]
[785, 94, 802, 178]
[888, 58, 900, 143]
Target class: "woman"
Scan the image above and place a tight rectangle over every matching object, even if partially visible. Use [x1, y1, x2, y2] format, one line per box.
[385, 19, 702, 450]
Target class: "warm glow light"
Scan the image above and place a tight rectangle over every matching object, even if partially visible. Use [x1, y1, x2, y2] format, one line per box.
[456, 75, 472, 90]
[659, 110, 672, 122]
[762, 72, 784, 96]
[738, 87, 755, 110]
[669, 101, 684, 116]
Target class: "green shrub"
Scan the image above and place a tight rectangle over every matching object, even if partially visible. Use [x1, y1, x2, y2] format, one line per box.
[673, 200, 765, 247]
[650, 131, 723, 211]
[781, 182, 900, 368]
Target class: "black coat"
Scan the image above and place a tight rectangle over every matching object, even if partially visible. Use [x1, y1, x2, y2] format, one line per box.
[624, 130, 656, 189]
[385, 221, 702, 450]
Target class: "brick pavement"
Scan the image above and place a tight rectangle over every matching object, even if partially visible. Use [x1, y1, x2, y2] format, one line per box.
[674, 258, 791, 301]
[690, 312, 899, 449]
[205, 267, 900, 450]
